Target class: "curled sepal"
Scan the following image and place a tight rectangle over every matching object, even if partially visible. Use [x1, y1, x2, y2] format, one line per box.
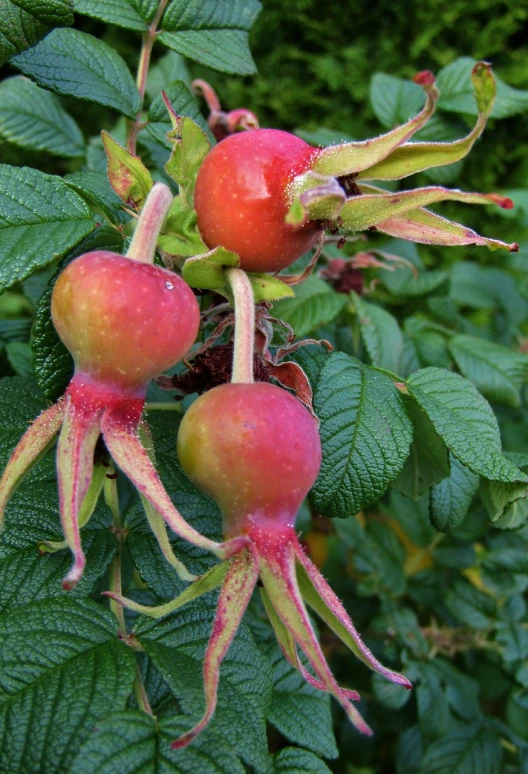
[260, 539, 373, 735]
[171, 547, 259, 749]
[101, 406, 249, 560]
[105, 560, 230, 617]
[102, 130, 154, 208]
[0, 401, 65, 533]
[294, 542, 411, 689]
[260, 586, 360, 700]
[286, 172, 346, 228]
[39, 461, 107, 554]
[340, 184, 513, 232]
[312, 71, 438, 177]
[163, 93, 211, 207]
[57, 396, 104, 590]
[359, 62, 496, 181]
[376, 207, 519, 252]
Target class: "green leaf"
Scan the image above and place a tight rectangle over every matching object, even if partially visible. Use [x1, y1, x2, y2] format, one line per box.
[164, 112, 211, 207]
[11, 28, 141, 118]
[379, 241, 448, 298]
[274, 747, 333, 774]
[71, 710, 246, 773]
[148, 80, 212, 142]
[393, 396, 450, 501]
[372, 671, 411, 709]
[496, 623, 528, 663]
[437, 57, 528, 119]
[416, 663, 449, 740]
[419, 721, 503, 774]
[32, 227, 124, 401]
[449, 262, 497, 309]
[0, 0, 73, 66]
[135, 595, 273, 773]
[0, 76, 84, 158]
[0, 598, 135, 771]
[481, 479, 528, 529]
[264, 639, 337, 758]
[311, 352, 413, 518]
[102, 131, 154, 207]
[182, 246, 239, 291]
[272, 277, 347, 338]
[406, 368, 528, 483]
[75, 0, 148, 30]
[430, 454, 480, 532]
[352, 292, 404, 374]
[430, 660, 481, 722]
[0, 165, 94, 292]
[389, 490, 436, 547]
[64, 171, 129, 225]
[444, 581, 495, 629]
[448, 334, 528, 409]
[369, 73, 425, 129]
[5, 342, 33, 378]
[248, 273, 295, 303]
[158, 0, 261, 76]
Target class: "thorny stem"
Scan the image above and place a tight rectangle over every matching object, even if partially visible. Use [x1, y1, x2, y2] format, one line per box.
[127, 0, 170, 154]
[126, 183, 173, 263]
[225, 268, 255, 384]
[105, 467, 127, 638]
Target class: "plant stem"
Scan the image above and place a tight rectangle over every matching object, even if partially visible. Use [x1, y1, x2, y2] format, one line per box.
[134, 661, 154, 716]
[126, 182, 173, 263]
[225, 267, 255, 384]
[126, 0, 171, 154]
[105, 466, 127, 638]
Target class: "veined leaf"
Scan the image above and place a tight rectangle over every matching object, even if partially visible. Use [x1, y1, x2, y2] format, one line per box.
[351, 292, 404, 374]
[430, 454, 480, 532]
[311, 352, 413, 518]
[272, 276, 347, 337]
[0, 0, 73, 66]
[0, 165, 93, 292]
[407, 368, 527, 483]
[75, 0, 148, 31]
[0, 598, 135, 772]
[0, 76, 84, 158]
[449, 334, 528, 409]
[370, 72, 425, 129]
[11, 28, 141, 118]
[158, 0, 261, 76]
[419, 720, 503, 774]
[274, 747, 333, 774]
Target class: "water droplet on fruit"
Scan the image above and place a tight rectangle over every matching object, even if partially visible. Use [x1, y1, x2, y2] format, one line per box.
[165, 281, 174, 290]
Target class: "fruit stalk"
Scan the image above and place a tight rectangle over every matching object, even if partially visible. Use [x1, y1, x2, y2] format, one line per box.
[225, 267, 255, 384]
[126, 183, 173, 263]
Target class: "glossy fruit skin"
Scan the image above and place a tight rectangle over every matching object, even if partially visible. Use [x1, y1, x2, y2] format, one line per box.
[194, 129, 322, 273]
[177, 382, 322, 537]
[51, 251, 200, 391]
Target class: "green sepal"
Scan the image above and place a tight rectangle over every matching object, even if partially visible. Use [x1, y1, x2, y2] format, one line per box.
[157, 196, 209, 260]
[286, 171, 346, 227]
[248, 273, 295, 303]
[164, 101, 211, 207]
[182, 246, 240, 295]
[102, 130, 154, 208]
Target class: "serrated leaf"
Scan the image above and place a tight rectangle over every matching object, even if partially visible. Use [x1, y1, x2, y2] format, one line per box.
[11, 28, 141, 118]
[311, 352, 413, 518]
[0, 598, 135, 772]
[448, 334, 528, 409]
[370, 73, 425, 129]
[407, 368, 527, 483]
[32, 227, 124, 401]
[352, 292, 404, 374]
[274, 747, 333, 774]
[419, 721, 503, 774]
[135, 595, 273, 773]
[444, 581, 495, 629]
[437, 57, 528, 119]
[5, 342, 33, 378]
[102, 131, 154, 207]
[430, 454, 479, 532]
[0, 0, 73, 66]
[0, 76, 84, 158]
[449, 262, 497, 309]
[147, 80, 212, 153]
[393, 396, 450, 501]
[481, 479, 528, 528]
[416, 664, 449, 739]
[75, 0, 148, 30]
[372, 671, 411, 709]
[158, 0, 261, 76]
[272, 277, 347, 338]
[64, 171, 129, 225]
[71, 710, 246, 773]
[0, 165, 94, 292]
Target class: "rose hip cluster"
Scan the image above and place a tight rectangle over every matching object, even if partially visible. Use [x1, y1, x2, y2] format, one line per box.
[1, 64, 513, 748]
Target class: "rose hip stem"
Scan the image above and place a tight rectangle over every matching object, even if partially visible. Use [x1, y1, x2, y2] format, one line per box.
[225, 267, 255, 384]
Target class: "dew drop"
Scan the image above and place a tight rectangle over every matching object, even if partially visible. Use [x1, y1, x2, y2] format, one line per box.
[165, 281, 174, 290]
